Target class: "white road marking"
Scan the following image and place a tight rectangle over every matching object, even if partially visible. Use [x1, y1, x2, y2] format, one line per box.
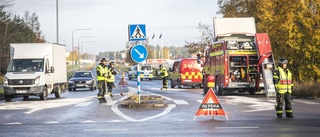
[293, 100, 320, 105]
[83, 129, 129, 132]
[111, 104, 176, 122]
[215, 126, 259, 129]
[197, 100, 203, 103]
[109, 120, 125, 122]
[81, 120, 96, 123]
[226, 96, 275, 112]
[173, 100, 189, 105]
[75, 102, 93, 107]
[3, 122, 22, 125]
[44, 121, 60, 124]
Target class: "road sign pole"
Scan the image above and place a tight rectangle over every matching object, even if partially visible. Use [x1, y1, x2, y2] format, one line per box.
[137, 63, 141, 104]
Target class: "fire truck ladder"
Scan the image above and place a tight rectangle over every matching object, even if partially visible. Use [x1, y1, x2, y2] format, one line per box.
[258, 53, 277, 98]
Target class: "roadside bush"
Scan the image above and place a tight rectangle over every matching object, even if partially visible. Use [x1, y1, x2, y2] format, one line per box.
[293, 82, 320, 99]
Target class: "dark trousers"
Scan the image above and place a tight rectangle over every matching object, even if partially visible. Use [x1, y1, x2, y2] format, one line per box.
[97, 80, 107, 97]
[162, 76, 168, 88]
[107, 82, 115, 93]
[276, 93, 293, 116]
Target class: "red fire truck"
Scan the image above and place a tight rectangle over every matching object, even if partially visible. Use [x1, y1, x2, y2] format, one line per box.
[202, 17, 277, 97]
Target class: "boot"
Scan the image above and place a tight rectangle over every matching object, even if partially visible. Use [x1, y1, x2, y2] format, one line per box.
[286, 113, 294, 118]
[277, 113, 283, 118]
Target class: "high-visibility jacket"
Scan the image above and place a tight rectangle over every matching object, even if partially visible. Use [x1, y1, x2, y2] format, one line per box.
[106, 67, 115, 82]
[96, 64, 108, 81]
[160, 67, 168, 78]
[273, 67, 293, 94]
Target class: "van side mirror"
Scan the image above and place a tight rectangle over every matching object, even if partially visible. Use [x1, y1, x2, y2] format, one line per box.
[49, 66, 55, 73]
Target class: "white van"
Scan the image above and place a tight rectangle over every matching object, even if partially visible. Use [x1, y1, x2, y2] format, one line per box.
[128, 64, 153, 81]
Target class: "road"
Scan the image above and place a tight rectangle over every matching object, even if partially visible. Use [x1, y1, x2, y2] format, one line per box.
[0, 74, 320, 137]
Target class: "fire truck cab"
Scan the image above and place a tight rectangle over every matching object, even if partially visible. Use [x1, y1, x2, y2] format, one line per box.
[170, 58, 203, 88]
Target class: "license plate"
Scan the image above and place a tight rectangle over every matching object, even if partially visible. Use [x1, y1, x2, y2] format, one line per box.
[77, 84, 84, 87]
[16, 90, 27, 93]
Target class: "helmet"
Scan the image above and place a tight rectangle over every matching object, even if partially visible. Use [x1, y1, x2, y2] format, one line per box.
[100, 58, 107, 62]
[159, 64, 163, 68]
[109, 61, 115, 65]
[278, 58, 288, 66]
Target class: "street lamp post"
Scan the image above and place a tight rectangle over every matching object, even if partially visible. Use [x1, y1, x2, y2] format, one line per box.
[81, 41, 94, 60]
[71, 28, 91, 70]
[78, 36, 93, 63]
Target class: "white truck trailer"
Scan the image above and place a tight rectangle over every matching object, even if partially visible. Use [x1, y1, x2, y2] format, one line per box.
[3, 43, 67, 101]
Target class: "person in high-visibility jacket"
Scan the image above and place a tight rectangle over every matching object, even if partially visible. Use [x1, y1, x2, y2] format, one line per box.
[96, 58, 108, 103]
[106, 61, 119, 97]
[159, 64, 169, 90]
[273, 58, 294, 118]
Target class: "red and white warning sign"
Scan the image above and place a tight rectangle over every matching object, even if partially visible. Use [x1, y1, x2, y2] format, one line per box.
[193, 88, 228, 120]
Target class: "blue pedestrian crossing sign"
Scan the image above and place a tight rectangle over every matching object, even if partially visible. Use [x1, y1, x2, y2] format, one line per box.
[130, 44, 148, 63]
[128, 24, 146, 41]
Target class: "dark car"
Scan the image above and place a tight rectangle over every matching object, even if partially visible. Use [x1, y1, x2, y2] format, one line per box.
[68, 71, 97, 91]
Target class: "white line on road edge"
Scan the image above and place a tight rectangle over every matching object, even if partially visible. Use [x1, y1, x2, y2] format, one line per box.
[215, 127, 259, 129]
[3, 122, 22, 125]
[83, 129, 129, 132]
[111, 104, 138, 122]
[44, 121, 60, 124]
[75, 102, 93, 107]
[81, 120, 96, 123]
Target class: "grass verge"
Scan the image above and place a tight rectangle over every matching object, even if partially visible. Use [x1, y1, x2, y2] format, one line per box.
[0, 88, 3, 100]
[294, 82, 320, 99]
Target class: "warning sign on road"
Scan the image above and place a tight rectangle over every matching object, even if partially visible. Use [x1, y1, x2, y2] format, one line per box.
[118, 72, 128, 87]
[193, 88, 228, 120]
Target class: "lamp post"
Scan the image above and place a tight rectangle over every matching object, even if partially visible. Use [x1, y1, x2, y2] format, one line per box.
[81, 41, 94, 60]
[78, 36, 93, 63]
[71, 28, 91, 69]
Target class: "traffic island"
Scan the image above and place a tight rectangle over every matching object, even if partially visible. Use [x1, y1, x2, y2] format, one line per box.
[120, 95, 168, 109]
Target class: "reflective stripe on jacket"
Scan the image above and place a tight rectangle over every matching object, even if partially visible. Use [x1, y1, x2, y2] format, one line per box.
[275, 67, 293, 94]
[160, 67, 168, 78]
[96, 65, 108, 81]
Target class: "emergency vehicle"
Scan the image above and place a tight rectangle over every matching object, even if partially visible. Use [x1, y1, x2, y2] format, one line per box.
[128, 64, 153, 81]
[170, 58, 203, 88]
[202, 17, 277, 97]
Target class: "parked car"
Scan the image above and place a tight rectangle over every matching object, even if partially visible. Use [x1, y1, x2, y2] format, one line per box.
[68, 71, 97, 91]
[128, 64, 153, 81]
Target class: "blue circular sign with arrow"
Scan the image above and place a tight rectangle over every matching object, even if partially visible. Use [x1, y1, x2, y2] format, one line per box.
[130, 44, 148, 63]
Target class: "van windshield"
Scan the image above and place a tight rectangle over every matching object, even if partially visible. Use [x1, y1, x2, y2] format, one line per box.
[7, 59, 44, 73]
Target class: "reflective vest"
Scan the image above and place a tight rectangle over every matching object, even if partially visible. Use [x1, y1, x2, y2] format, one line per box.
[106, 67, 115, 82]
[160, 67, 168, 78]
[96, 65, 108, 81]
[275, 67, 293, 94]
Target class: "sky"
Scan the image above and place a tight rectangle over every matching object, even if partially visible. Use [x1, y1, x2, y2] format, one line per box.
[7, 0, 220, 55]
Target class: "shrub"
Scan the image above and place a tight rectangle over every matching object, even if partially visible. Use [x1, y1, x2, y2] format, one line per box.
[293, 82, 320, 99]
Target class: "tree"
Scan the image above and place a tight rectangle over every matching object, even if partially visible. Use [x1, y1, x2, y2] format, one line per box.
[217, 0, 320, 82]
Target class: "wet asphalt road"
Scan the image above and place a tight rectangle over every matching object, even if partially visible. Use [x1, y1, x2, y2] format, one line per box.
[0, 74, 320, 137]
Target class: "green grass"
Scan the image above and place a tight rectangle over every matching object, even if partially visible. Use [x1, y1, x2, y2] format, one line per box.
[0, 88, 3, 100]
[115, 64, 131, 73]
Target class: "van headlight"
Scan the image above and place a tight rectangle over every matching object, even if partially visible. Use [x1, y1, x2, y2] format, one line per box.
[4, 77, 8, 86]
[35, 76, 40, 85]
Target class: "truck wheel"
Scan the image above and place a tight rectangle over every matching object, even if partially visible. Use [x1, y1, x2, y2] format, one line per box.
[5, 95, 12, 102]
[170, 79, 175, 88]
[40, 86, 48, 100]
[23, 96, 29, 100]
[55, 86, 61, 98]
[249, 88, 255, 95]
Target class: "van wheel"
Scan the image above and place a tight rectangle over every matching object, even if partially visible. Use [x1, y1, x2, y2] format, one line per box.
[170, 79, 175, 88]
[68, 88, 72, 91]
[23, 96, 29, 100]
[55, 86, 61, 98]
[40, 86, 48, 100]
[129, 77, 132, 80]
[5, 95, 13, 102]
[149, 78, 152, 81]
